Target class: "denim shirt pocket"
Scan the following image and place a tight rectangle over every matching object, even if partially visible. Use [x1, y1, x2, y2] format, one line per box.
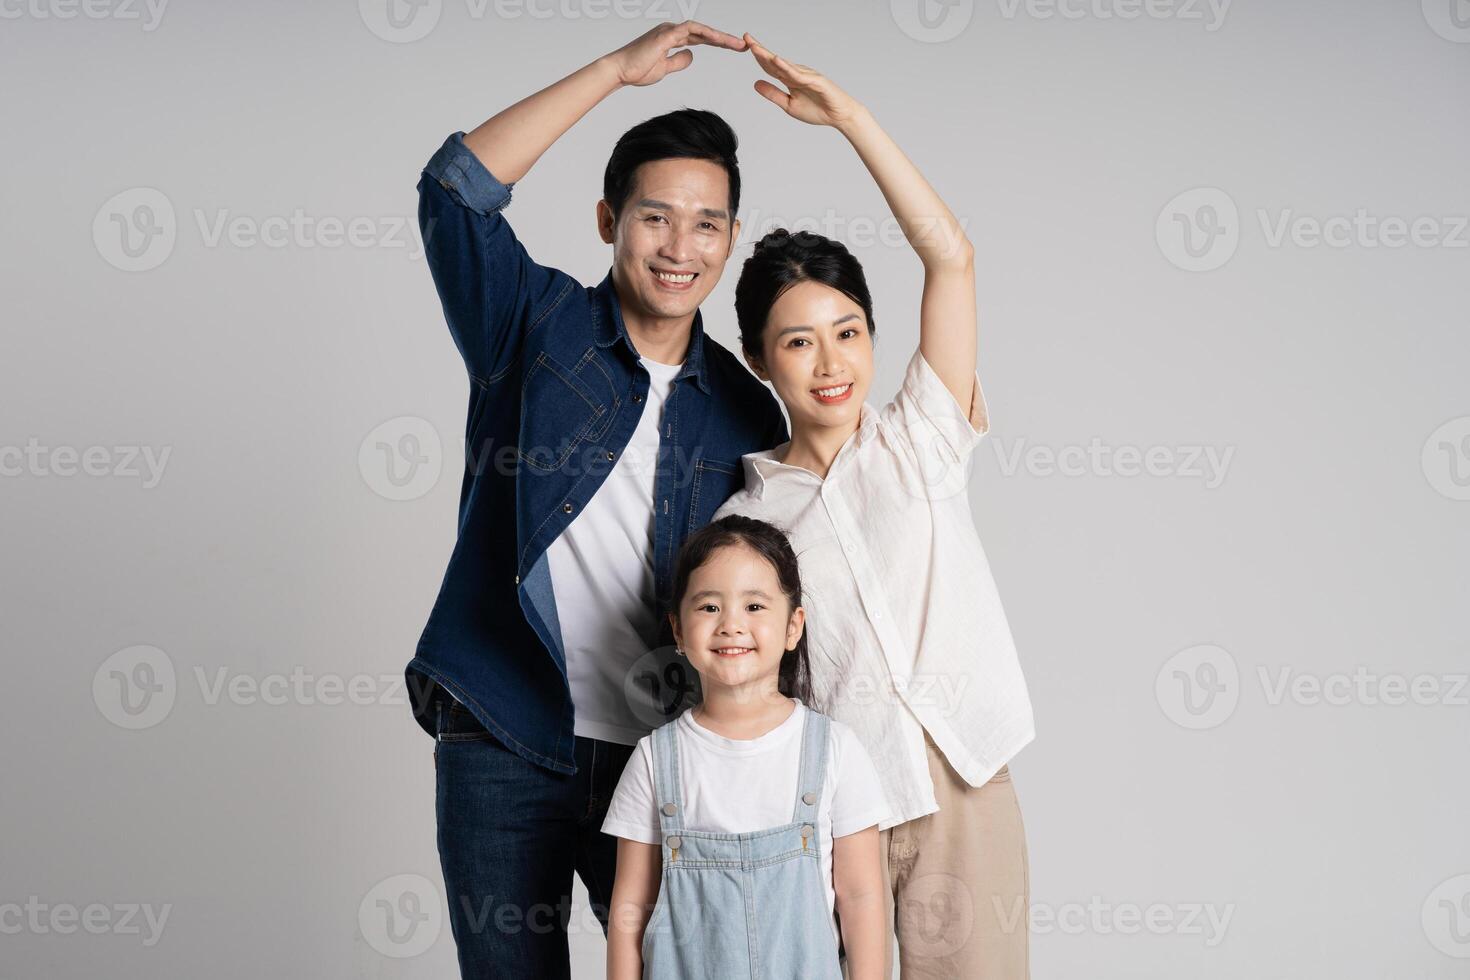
[518, 349, 609, 471]
[687, 457, 743, 534]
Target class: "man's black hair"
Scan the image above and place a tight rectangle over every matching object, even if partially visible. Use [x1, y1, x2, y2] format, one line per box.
[602, 108, 740, 220]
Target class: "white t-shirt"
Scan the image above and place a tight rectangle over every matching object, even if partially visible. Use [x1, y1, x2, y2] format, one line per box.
[601, 699, 891, 947]
[547, 356, 682, 745]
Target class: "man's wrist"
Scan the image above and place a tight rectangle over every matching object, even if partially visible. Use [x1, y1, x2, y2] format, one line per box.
[591, 53, 628, 92]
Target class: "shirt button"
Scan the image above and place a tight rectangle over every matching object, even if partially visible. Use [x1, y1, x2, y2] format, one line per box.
[606, 451, 615, 461]
[513, 574, 519, 585]
[633, 393, 644, 403]
[563, 502, 574, 514]
[666, 835, 683, 850]
[802, 791, 816, 805]
[662, 802, 677, 816]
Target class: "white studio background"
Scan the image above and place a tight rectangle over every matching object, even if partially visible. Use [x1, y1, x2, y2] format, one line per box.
[2, 1, 1467, 977]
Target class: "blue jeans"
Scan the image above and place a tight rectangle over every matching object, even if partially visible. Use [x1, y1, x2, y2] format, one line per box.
[432, 693, 635, 978]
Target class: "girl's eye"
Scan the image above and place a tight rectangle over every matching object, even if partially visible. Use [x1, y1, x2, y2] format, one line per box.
[746, 604, 765, 612]
[698, 604, 719, 613]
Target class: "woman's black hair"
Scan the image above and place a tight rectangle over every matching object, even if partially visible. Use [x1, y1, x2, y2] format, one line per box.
[603, 108, 741, 220]
[733, 228, 876, 361]
[670, 515, 811, 704]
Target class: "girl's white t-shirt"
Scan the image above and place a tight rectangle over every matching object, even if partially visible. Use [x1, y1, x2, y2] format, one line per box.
[601, 698, 892, 946]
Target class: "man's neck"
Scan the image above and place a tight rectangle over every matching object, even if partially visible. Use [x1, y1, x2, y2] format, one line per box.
[613, 279, 695, 366]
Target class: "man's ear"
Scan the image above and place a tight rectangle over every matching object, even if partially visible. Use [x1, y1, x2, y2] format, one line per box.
[743, 349, 770, 382]
[596, 199, 615, 245]
[728, 216, 741, 254]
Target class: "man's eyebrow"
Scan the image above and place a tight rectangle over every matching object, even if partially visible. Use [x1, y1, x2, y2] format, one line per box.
[774, 314, 862, 338]
[635, 199, 731, 221]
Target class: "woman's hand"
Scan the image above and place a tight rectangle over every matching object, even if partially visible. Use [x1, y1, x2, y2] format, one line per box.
[604, 21, 747, 88]
[744, 33, 864, 129]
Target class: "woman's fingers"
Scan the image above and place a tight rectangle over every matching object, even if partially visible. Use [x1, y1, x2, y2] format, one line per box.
[753, 78, 791, 112]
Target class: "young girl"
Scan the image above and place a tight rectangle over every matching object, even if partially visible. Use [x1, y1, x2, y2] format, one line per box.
[712, 36, 1037, 978]
[603, 515, 891, 980]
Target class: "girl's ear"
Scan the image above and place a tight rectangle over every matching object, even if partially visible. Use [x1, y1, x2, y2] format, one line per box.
[668, 611, 682, 649]
[786, 605, 806, 650]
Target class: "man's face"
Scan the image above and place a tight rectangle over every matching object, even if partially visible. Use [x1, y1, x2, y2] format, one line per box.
[599, 158, 739, 323]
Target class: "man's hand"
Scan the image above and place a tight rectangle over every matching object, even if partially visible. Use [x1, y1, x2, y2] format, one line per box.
[604, 21, 747, 88]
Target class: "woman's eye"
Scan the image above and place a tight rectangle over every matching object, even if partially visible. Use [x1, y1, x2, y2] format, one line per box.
[840, 328, 858, 339]
[788, 338, 809, 348]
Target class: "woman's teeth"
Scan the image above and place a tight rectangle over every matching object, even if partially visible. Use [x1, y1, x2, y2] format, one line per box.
[815, 383, 852, 398]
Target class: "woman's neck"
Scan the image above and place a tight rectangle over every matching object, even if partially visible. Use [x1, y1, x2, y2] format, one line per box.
[694, 684, 795, 740]
[778, 417, 860, 480]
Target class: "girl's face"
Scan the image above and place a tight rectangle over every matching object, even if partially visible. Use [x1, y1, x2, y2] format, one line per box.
[748, 279, 874, 437]
[670, 543, 805, 697]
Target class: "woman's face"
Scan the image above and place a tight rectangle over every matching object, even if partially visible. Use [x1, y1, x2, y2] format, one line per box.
[749, 279, 874, 437]
[670, 543, 804, 697]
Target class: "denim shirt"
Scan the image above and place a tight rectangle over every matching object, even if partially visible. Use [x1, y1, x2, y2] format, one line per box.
[406, 132, 789, 774]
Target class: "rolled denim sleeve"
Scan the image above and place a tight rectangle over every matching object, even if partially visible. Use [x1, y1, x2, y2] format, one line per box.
[418, 131, 572, 384]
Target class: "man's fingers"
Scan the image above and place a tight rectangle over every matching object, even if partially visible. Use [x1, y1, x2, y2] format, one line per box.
[666, 20, 744, 51]
[664, 48, 694, 74]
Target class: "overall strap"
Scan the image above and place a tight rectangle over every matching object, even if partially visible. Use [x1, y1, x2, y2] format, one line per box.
[651, 716, 685, 836]
[791, 708, 830, 824]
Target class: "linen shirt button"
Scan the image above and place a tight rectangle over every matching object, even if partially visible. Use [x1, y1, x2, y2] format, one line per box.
[661, 803, 677, 816]
[802, 791, 816, 805]
[666, 835, 682, 849]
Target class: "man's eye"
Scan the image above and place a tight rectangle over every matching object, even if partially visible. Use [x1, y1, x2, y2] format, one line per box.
[646, 214, 668, 224]
[700, 222, 720, 231]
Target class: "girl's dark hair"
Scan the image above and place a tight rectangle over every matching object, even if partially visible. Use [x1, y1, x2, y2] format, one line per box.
[670, 515, 811, 704]
[734, 228, 876, 361]
[603, 108, 741, 220]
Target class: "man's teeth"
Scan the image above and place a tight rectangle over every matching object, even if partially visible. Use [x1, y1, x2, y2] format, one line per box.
[654, 270, 695, 284]
[816, 384, 852, 398]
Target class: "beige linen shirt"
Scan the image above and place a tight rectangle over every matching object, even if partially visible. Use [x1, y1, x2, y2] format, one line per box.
[713, 347, 1034, 829]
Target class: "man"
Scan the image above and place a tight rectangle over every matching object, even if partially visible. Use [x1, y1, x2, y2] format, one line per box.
[405, 21, 788, 979]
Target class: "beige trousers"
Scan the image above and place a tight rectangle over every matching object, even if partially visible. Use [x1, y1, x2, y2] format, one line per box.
[845, 730, 1030, 979]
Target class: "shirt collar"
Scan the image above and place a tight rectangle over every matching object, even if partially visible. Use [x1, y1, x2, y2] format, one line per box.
[740, 404, 877, 499]
[590, 269, 711, 395]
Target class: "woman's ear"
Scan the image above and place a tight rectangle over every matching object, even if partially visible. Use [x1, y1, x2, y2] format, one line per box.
[744, 349, 770, 382]
[786, 605, 806, 650]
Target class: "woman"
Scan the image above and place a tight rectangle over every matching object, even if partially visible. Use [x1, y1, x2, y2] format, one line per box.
[713, 34, 1036, 978]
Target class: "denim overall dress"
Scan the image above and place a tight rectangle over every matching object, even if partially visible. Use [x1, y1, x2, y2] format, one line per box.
[641, 707, 844, 980]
